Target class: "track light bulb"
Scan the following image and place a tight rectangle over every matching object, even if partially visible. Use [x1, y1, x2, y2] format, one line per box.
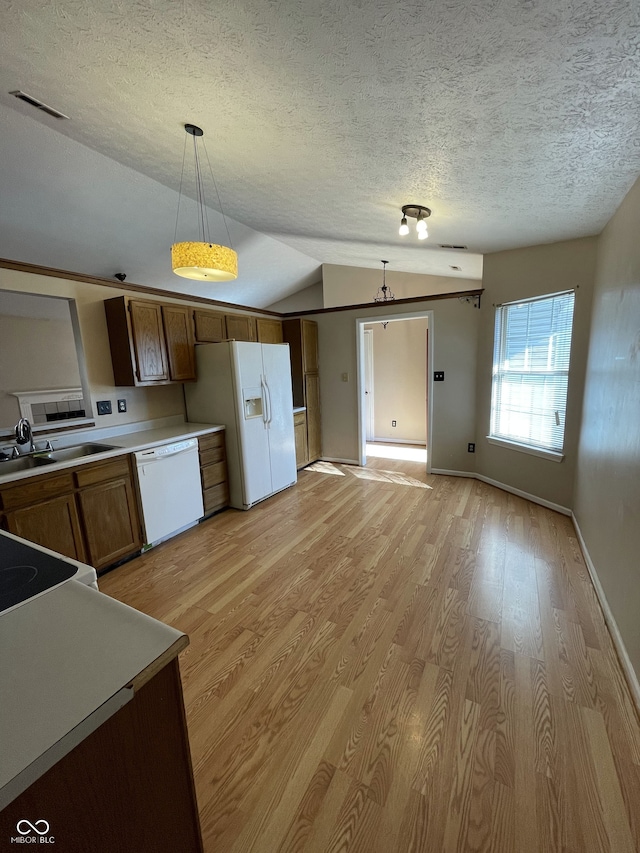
[399, 216, 409, 236]
[418, 227, 428, 240]
[416, 216, 427, 233]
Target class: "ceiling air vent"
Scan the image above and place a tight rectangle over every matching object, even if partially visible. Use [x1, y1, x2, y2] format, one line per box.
[9, 90, 69, 120]
[439, 244, 468, 250]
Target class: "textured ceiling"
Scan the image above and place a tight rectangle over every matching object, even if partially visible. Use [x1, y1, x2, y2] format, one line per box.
[0, 0, 639, 307]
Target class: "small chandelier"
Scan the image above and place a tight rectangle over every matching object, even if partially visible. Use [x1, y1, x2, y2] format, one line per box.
[171, 123, 238, 281]
[374, 260, 395, 303]
[399, 204, 432, 241]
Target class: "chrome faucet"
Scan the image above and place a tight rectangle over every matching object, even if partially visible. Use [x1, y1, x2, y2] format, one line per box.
[14, 417, 35, 454]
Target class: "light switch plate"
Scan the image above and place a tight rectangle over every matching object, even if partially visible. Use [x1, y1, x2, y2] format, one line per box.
[434, 371, 445, 381]
[117, 399, 127, 413]
[97, 400, 112, 415]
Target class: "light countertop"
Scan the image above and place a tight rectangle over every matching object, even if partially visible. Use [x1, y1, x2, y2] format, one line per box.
[0, 420, 225, 486]
[0, 579, 187, 810]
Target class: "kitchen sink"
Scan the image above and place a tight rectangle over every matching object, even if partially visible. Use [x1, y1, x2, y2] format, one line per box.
[0, 443, 118, 475]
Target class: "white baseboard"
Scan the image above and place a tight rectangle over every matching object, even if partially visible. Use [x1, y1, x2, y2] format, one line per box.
[475, 473, 571, 516]
[430, 468, 474, 478]
[370, 437, 427, 446]
[320, 457, 360, 466]
[571, 513, 640, 713]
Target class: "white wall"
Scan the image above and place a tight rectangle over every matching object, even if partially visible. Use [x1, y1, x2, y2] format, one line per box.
[315, 297, 478, 469]
[476, 237, 597, 510]
[574, 175, 640, 683]
[366, 319, 427, 443]
[322, 263, 480, 308]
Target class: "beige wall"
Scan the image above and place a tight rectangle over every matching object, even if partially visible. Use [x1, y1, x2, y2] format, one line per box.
[0, 314, 82, 426]
[365, 319, 427, 443]
[0, 268, 187, 431]
[574, 175, 640, 680]
[267, 281, 323, 313]
[315, 297, 478, 469]
[476, 237, 597, 509]
[322, 264, 480, 308]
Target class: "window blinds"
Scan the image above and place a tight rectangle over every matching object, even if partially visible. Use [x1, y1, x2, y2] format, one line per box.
[490, 290, 575, 453]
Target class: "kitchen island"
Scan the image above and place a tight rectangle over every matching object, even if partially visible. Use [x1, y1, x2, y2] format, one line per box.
[0, 562, 203, 851]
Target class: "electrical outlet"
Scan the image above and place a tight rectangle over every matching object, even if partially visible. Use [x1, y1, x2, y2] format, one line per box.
[117, 399, 127, 413]
[341, 372, 349, 382]
[468, 442, 476, 452]
[434, 371, 445, 381]
[392, 420, 397, 427]
[97, 400, 112, 416]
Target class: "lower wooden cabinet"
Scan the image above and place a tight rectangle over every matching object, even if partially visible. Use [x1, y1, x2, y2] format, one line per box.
[198, 431, 229, 516]
[76, 457, 142, 571]
[0, 456, 142, 571]
[305, 373, 322, 463]
[6, 492, 86, 563]
[0, 658, 204, 852]
[294, 411, 309, 469]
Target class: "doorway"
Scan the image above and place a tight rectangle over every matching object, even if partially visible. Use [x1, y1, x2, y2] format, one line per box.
[356, 310, 434, 471]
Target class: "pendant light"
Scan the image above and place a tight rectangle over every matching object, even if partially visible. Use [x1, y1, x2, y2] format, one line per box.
[374, 260, 395, 303]
[171, 123, 238, 281]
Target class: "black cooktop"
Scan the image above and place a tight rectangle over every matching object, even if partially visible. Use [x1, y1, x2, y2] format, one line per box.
[0, 534, 78, 615]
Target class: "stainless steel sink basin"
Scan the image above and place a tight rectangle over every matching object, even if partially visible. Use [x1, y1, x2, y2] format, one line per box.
[0, 443, 117, 475]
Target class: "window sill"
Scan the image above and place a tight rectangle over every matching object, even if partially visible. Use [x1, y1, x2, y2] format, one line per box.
[486, 436, 564, 463]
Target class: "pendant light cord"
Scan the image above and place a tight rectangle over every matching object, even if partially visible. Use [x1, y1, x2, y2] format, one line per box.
[173, 131, 188, 243]
[203, 140, 234, 250]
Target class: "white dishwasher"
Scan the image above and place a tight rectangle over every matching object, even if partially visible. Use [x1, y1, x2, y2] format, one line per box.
[134, 439, 204, 547]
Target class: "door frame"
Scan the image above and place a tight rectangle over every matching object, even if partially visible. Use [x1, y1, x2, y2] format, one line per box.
[355, 310, 434, 471]
[363, 328, 375, 441]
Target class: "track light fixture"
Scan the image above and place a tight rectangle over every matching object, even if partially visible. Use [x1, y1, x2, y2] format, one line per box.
[399, 204, 432, 240]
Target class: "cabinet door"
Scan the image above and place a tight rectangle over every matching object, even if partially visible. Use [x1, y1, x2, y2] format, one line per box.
[194, 309, 226, 343]
[6, 495, 86, 562]
[129, 301, 169, 382]
[162, 305, 196, 381]
[305, 373, 322, 462]
[294, 413, 308, 468]
[225, 314, 256, 342]
[302, 320, 319, 373]
[78, 476, 142, 570]
[256, 318, 283, 344]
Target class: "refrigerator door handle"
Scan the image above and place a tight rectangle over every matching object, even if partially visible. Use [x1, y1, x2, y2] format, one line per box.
[261, 376, 270, 427]
[264, 375, 274, 425]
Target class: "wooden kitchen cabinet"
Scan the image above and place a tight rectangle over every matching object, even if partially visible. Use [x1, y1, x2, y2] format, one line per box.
[0, 456, 142, 572]
[225, 313, 257, 342]
[162, 304, 197, 381]
[5, 492, 86, 563]
[294, 410, 309, 469]
[76, 456, 142, 571]
[104, 296, 196, 386]
[283, 319, 322, 464]
[198, 431, 229, 516]
[0, 657, 204, 852]
[256, 317, 284, 344]
[193, 308, 226, 342]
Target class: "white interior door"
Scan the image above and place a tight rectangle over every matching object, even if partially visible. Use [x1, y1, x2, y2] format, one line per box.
[364, 329, 374, 441]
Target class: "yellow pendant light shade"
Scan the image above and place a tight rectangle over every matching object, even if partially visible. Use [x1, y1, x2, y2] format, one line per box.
[171, 241, 238, 281]
[172, 123, 238, 282]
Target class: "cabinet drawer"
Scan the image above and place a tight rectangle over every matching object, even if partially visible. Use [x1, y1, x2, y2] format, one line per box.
[200, 445, 226, 467]
[293, 411, 306, 427]
[198, 431, 225, 451]
[74, 456, 131, 488]
[201, 461, 227, 491]
[0, 471, 75, 511]
[203, 482, 229, 514]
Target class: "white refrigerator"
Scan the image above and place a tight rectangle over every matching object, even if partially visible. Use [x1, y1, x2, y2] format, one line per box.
[185, 341, 297, 510]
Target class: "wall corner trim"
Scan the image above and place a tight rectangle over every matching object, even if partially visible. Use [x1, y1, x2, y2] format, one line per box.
[571, 512, 640, 715]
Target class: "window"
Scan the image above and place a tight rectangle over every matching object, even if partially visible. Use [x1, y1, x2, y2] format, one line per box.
[489, 290, 575, 458]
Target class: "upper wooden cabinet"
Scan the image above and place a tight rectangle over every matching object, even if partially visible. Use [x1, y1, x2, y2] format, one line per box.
[162, 304, 197, 381]
[193, 309, 226, 343]
[301, 320, 319, 373]
[256, 318, 284, 344]
[104, 297, 196, 386]
[225, 313, 257, 342]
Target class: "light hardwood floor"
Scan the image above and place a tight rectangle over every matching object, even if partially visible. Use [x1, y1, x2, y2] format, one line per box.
[100, 455, 640, 852]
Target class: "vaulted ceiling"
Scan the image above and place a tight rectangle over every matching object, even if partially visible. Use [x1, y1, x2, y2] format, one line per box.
[0, 0, 638, 307]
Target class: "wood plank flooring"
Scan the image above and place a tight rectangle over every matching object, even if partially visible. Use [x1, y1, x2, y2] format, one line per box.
[99, 455, 640, 852]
